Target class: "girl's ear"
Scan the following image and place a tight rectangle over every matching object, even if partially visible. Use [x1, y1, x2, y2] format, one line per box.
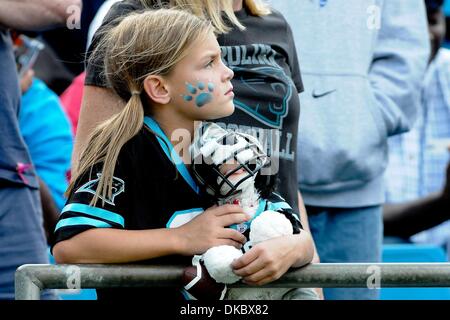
[143, 75, 171, 104]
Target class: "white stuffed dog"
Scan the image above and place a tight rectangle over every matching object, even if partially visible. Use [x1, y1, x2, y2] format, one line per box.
[182, 123, 302, 300]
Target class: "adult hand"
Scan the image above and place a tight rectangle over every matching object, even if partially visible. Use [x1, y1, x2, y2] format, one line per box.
[20, 69, 34, 94]
[176, 204, 249, 256]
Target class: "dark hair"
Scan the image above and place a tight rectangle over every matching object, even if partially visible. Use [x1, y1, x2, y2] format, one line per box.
[254, 172, 278, 200]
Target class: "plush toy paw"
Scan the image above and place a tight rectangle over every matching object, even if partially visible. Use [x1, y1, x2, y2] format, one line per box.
[203, 245, 243, 284]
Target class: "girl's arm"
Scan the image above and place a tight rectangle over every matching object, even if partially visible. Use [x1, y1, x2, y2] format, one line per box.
[53, 204, 250, 264]
[231, 230, 314, 286]
[54, 228, 185, 264]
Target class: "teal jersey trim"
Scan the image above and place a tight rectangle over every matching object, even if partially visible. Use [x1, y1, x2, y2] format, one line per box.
[166, 207, 204, 228]
[144, 116, 199, 194]
[267, 201, 292, 211]
[61, 203, 125, 227]
[54, 216, 113, 231]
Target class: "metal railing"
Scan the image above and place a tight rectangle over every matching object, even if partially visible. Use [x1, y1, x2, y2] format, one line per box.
[15, 263, 450, 300]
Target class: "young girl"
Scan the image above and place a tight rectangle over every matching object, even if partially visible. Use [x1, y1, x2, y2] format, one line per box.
[53, 8, 314, 301]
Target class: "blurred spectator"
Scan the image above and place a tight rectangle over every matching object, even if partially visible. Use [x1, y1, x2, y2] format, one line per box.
[33, 0, 105, 95]
[19, 74, 73, 233]
[60, 72, 85, 136]
[384, 0, 450, 257]
[33, 44, 78, 95]
[0, 0, 81, 300]
[273, 0, 430, 300]
[40, 0, 105, 76]
[60, 1, 119, 135]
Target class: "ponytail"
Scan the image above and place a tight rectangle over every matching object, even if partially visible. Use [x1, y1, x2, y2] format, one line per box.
[67, 92, 144, 206]
[67, 9, 213, 206]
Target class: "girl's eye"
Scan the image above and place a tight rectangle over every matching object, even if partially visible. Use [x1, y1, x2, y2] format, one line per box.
[205, 59, 214, 68]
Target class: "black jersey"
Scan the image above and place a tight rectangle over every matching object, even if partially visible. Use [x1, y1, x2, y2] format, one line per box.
[53, 116, 211, 301]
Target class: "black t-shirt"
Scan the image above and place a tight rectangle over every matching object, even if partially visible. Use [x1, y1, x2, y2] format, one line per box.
[216, 7, 303, 215]
[53, 116, 302, 301]
[85, 1, 303, 214]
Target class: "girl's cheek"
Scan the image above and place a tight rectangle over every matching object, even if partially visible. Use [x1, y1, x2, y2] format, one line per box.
[181, 81, 216, 108]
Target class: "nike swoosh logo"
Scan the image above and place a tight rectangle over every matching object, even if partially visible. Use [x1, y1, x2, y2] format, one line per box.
[312, 89, 337, 98]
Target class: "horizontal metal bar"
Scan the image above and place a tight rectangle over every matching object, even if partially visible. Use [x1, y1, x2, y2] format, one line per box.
[15, 263, 450, 300]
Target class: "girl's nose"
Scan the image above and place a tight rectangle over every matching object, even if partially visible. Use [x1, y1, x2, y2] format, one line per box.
[221, 59, 234, 81]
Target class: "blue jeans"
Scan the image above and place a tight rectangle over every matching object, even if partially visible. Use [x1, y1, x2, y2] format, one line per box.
[307, 205, 383, 300]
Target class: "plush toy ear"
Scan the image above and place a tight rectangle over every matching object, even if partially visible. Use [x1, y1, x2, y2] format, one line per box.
[249, 211, 294, 244]
[255, 173, 277, 199]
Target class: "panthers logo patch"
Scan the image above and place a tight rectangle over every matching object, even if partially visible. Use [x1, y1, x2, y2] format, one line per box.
[231, 66, 294, 129]
[75, 173, 125, 206]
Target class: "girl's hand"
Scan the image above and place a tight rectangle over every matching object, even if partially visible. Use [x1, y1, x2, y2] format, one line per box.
[176, 204, 250, 256]
[231, 235, 300, 286]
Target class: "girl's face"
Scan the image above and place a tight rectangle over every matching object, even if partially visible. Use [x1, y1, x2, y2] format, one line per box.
[165, 30, 235, 120]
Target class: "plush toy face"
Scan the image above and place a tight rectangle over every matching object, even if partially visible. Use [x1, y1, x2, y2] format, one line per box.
[190, 123, 269, 200]
[217, 157, 257, 197]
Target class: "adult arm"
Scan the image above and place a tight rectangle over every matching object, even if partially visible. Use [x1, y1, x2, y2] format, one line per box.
[0, 0, 81, 31]
[71, 86, 124, 174]
[298, 191, 320, 263]
[38, 177, 60, 245]
[384, 162, 450, 238]
[298, 191, 323, 298]
[369, 0, 430, 136]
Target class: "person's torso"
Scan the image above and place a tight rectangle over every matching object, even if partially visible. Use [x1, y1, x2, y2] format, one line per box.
[0, 30, 38, 188]
[274, 0, 391, 204]
[386, 49, 450, 203]
[421, 49, 450, 195]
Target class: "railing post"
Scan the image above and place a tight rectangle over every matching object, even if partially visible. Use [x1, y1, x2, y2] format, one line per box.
[15, 265, 42, 300]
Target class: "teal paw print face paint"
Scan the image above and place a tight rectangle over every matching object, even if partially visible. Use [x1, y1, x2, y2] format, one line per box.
[183, 81, 215, 107]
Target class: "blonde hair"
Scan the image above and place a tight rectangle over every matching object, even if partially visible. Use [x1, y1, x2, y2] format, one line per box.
[140, 0, 271, 33]
[67, 9, 214, 205]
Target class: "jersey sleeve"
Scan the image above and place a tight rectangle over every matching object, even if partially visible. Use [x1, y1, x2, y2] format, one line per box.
[265, 192, 302, 234]
[52, 158, 130, 251]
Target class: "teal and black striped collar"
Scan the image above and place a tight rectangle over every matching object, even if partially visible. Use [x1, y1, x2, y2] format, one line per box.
[143, 116, 200, 194]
